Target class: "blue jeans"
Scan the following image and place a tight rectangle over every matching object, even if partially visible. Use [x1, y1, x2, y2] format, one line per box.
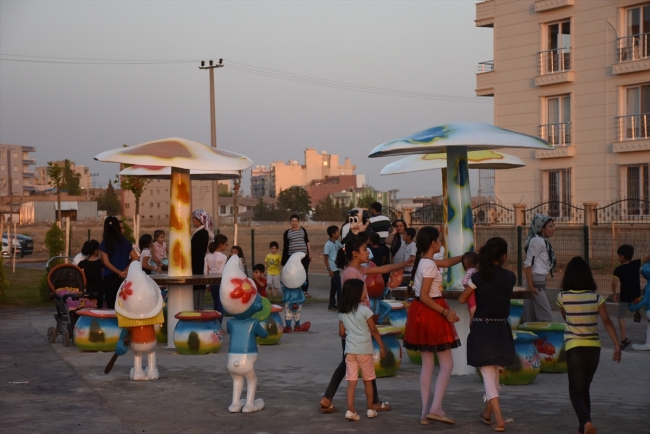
[328, 270, 341, 309]
[210, 284, 223, 323]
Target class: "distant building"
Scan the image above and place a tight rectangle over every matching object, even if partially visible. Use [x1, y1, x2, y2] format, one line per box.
[34, 161, 92, 194]
[475, 0, 650, 209]
[306, 174, 366, 205]
[251, 149, 356, 199]
[330, 186, 390, 209]
[0, 144, 36, 197]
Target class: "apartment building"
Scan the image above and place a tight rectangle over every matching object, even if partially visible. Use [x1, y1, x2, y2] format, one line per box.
[34, 161, 93, 193]
[0, 144, 36, 198]
[476, 0, 650, 214]
[251, 149, 356, 198]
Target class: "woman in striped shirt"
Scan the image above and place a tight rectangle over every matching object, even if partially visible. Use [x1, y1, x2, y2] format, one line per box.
[557, 256, 621, 434]
[282, 214, 312, 297]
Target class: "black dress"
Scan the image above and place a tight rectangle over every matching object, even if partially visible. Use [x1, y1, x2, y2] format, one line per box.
[191, 228, 210, 291]
[78, 259, 103, 304]
[467, 265, 516, 367]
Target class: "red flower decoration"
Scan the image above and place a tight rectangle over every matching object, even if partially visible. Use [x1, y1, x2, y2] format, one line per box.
[119, 281, 134, 301]
[229, 278, 256, 304]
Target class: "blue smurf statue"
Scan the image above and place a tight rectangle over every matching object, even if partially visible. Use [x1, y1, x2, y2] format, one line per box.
[629, 261, 650, 351]
[281, 252, 311, 333]
[220, 255, 269, 413]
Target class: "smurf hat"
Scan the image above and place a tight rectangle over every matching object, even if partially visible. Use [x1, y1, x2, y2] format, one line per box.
[115, 261, 164, 327]
[220, 255, 258, 315]
[281, 252, 306, 289]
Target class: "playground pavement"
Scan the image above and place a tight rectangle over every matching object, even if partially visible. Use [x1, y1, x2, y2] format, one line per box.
[1, 287, 648, 434]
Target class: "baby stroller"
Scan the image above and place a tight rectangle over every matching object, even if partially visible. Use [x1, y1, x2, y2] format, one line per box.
[46, 256, 99, 346]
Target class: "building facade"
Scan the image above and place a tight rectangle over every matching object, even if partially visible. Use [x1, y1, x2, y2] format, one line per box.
[0, 144, 36, 197]
[251, 149, 356, 199]
[34, 161, 93, 193]
[476, 0, 650, 214]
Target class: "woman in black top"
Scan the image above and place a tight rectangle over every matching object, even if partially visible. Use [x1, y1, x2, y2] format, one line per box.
[78, 239, 103, 307]
[281, 214, 312, 296]
[191, 209, 213, 310]
[461, 237, 516, 432]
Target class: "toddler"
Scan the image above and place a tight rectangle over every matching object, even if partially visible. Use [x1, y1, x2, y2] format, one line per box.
[461, 251, 479, 323]
[265, 241, 281, 296]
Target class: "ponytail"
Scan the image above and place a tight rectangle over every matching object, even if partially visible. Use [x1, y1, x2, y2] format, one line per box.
[412, 226, 440, 278]
[336, 237, 366, 270]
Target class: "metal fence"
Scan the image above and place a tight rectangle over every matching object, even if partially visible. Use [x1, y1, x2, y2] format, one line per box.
[472, 201, 515, 226]
[381, 206, 402, 223]
[525, 201, 584, 225]
[596, 199, 650, 225]
[410, 204, 444, 225]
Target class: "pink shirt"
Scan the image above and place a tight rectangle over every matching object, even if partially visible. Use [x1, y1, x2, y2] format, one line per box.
[462, 268, 478, 311]
[341, 266, 371, 308]
[153, 241, 167, 260]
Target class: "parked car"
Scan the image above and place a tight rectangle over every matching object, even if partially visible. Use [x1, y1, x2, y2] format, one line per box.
[2, 233, 33, 256]
[1, 239, 22, 258]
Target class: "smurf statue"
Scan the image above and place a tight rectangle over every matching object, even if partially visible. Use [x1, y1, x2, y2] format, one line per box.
[366, 261, 392, 325]
[628, 261, 650, 351]
[114, 261, 164, 381]
[220, 255, 269, 413]
[281, 252, 311, 333]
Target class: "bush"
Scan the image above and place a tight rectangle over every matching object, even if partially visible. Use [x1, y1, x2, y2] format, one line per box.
[44, 223, 65, 258]
[121, 217, 135, 244]
[0, 255, 9, 304]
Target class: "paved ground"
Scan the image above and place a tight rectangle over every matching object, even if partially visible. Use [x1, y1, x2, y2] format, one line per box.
[1, 289, 648, 434]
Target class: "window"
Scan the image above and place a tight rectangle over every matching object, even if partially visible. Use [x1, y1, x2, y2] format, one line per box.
[541, 94, 571, 146]
[621, 164, 649, 215]
[220, 205, 227, 214]
[620, 4, 650, 62]
[13, 165, 18, 172]
[541, 20, 571, 74]
[619, 83, 650, 140]
[125, 203, 130, 209]
[157, 203, 160, 208]
[12, 152, 17, 158]
[542, 168, 572, 217]
[0, 165, 4, 171]
[229, 206, 234, 215]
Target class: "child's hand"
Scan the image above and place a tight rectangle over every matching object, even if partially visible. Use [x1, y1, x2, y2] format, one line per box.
[379, 345, 386, 358]
[613, 294, 619, 303]
[613, 346, 622, 363]
[444, 308, 460, 323]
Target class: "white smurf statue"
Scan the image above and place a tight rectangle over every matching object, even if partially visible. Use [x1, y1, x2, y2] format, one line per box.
[114, 261, 164, 381]
[281, 252, 311, 333]
[220, 254, 269, 413]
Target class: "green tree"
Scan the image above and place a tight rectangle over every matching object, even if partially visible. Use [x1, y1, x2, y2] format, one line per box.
[117, 145, 151, 220]
[277, 187, 311, 221]
[312, 196, 345, 222]
[356, 194, 376, 209]
[39, 223, 66, 301]
[121, 216, 136, 244]
[63, 160, 82, 195]
[97, 181, 121, 215]
[252, 198, 284, 221]
[47, 161, 65, 224]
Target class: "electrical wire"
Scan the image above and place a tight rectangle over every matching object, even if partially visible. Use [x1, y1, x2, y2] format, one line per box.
[0, 53, 492, 102]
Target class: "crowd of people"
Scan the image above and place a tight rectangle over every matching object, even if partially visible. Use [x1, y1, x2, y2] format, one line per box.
[72, 201, 648, 434]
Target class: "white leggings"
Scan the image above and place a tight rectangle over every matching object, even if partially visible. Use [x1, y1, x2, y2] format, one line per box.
[479, 366, 501, 401]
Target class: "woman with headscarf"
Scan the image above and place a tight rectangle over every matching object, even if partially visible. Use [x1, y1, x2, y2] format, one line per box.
[191, 209, 214, 310]
[523, 213, 556, 322]
[100, 216, 139, 309]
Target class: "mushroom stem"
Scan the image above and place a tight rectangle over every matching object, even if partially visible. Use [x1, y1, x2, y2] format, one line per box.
[168, 168, 192, 277]
[441, 168, 450, 288]
[445, 146, 474, 290]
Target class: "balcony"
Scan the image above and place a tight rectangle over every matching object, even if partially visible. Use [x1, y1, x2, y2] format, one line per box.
[535, 48, 574, 86]
[613, 33, 650, 75]
[22, 158, 36, 165]
[534, 0, 574, 13]
[22, 172, 35, 178]
[475, 61, 495, 97]
[475, 0, 494, 28]
[613, 114, 650, 154]
[540, 123, 572, 147]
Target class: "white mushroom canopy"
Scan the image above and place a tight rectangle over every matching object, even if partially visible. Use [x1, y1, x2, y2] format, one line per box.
[119, 165, 241, 181]
[368, 122, 552, 158]
[380, 150, 525, 175]
[95, 137, 253, 171]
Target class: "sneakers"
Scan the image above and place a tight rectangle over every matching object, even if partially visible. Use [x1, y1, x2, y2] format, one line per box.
[328, 307, 337, 312]
[367, 409, 378, 418]
[345, 411, 360, 421]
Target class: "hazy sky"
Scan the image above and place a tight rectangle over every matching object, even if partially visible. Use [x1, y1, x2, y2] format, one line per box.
[0, 0, 493, 199]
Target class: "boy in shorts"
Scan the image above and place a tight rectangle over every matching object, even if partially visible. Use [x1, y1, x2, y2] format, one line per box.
[612, 244, 650, 349]
[265, 241, 282, 296]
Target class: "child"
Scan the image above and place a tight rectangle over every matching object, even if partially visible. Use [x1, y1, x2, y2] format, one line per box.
[611, 244, 650, 349]
[319, 236, 411, 414]
[338, 278, 386, 421]
[464, 237, 515, 432]
[138, 234, 161, 275]
[459, 251, 479, 324]
[252, 264, 268, 298]
[324, 226, 343, 312]
[231, 246, 248, 276]
[402, 226, 463, 426]
[558, 256, 622, 434]
[205, 234, 228, 320]
[403, 227, 417, 275]
[78, 239, 102, 308]
[368, 232, 391, 287]
[151, 229, 168, 270]
[265, 241, 282, 297]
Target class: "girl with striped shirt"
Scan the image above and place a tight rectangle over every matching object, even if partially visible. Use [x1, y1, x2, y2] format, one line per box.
[557, 257, 621, 434]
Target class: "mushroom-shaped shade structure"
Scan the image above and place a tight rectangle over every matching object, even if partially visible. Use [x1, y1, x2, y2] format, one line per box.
[120, 165, 241, 181]
[381, 150, 525, 288]
[369, 123, 551, 291]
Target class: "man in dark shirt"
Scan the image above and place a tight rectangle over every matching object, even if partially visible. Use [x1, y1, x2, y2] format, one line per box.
[612, 244, 650, 349]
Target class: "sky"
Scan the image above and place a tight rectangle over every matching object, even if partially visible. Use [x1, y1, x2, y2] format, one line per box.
[0, 0, 493, 199]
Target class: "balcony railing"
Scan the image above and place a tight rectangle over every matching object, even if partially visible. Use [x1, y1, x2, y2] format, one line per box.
[477, 60, 494, 73]
[538, 48, 571, 75]
[617, 33, 649, 63]
[617, 114, 649, 141]
[540, 123, 572, 146]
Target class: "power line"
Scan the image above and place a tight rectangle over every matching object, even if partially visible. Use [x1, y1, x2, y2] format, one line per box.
[0, 53, 492, 103]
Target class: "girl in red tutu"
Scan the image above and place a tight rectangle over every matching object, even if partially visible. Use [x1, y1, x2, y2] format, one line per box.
[403, 226, 463, 425]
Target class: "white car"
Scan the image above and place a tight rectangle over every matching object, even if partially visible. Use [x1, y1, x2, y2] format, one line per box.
[1, 238, 23, 258]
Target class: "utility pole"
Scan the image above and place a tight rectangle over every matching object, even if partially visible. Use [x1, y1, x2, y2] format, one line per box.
[199, 59, 224, 227]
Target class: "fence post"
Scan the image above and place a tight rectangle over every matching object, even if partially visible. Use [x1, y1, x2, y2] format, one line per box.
[251, 228, 255, 267]
[403, 207, 413, 226]
[517, 225, 523, 286]
[513, 204, 526, 227]
[583, 225, 590, 264]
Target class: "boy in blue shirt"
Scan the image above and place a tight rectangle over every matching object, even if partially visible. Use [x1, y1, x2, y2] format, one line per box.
[324, 225, 343, 312]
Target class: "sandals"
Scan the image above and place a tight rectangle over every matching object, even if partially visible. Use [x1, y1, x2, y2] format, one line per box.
[491, 423, 505, 432]
[480, 413, 491, 425]
[426, 413, 456, 425]
[620, 338, 631, 350]
[319, 405, 338, 413]
[373, 401, 391, 412]
[345, 410, 360, 421]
